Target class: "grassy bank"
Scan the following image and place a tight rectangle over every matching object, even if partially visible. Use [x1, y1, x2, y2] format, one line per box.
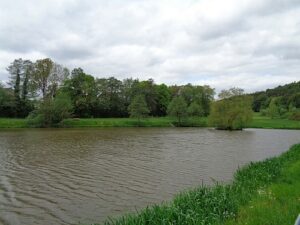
[226, 154, 300, 225]
[62, 117, 207, 128]
[248, 114, 300, 130]
[0, 115, 299, 129]
[0, 118, 28, 128]
[0, 117, 208, 128]
[94, 144, 300, 225]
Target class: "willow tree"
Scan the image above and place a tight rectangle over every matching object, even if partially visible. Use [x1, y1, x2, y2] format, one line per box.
[209, 95, 253, 130]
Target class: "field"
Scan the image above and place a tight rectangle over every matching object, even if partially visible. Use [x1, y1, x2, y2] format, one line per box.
[248, 114, 300, 130]
[0, 115, 299, 129]
[0, 118, 28, 128]
[62, 117, 207, 127]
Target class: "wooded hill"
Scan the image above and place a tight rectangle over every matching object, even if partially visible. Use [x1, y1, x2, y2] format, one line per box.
[251, 81, 300, 112]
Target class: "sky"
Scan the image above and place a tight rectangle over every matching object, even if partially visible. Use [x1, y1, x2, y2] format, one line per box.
[0, 0, 300, 93]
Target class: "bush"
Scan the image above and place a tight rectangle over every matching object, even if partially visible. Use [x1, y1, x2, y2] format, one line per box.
[27, 93, 73, 127]
[209, 95, 253, 130]
[289, 111, 300, 121]
[167, 96, 188, 126]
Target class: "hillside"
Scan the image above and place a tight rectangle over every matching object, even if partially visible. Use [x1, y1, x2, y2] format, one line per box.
[251, 81, 300, 112]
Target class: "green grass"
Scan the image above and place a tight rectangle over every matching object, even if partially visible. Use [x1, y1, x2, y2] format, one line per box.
[225, 151, 300, 225]
[247, 113, 300, 129]
[0, 115, 299, 129]
[90, 144, 300, 225]
[62, 117, 208, 128]
[0, 118, 28, 128]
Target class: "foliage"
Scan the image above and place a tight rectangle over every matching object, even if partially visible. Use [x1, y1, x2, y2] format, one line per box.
[155, 84, 171, 116]
[167, 96, 188, 125]
[63, 68, 97, 117]
[62, 117, 208, 128]
[187, 101, 204, 117]
[6, 58, 34, 117]
[128, 95, 150, 122]
[209, 95, 253, 130]
[251, 81, 300, 112]
[171, 84, 214, 116]
[2, 58, 216, 119]
[0, 84, 15, 117]
[31, 58, 69, 99]
[289, 111, 300, 121]
[4, 58, 299, 122]
[218, 87, 244, 99]
[28, 93, 73, 127]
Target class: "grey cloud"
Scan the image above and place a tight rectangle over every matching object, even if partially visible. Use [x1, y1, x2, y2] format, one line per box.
[0, 0, 299, 92]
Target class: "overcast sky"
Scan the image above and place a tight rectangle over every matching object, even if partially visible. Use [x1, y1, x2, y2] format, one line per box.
[0, 0, 300, 92]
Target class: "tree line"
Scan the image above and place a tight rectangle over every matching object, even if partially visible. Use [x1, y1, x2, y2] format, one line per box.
[1, 58, 298, 128]
[251, 81, 300, 120]
[0, 58, 215, 126]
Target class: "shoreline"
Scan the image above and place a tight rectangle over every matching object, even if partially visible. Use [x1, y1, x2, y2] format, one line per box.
[0, 116, 299, 130]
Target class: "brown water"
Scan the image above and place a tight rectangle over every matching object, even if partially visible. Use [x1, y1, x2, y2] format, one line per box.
[0, 128, 299, 225]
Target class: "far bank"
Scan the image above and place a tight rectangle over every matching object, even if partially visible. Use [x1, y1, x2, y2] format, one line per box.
[0, 115, 299, 129]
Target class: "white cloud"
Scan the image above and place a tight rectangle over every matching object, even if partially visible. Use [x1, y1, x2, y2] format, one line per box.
[0, 0, 299, 92]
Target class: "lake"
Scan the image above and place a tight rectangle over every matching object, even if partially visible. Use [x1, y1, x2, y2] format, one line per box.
[0, 128, 299, 225]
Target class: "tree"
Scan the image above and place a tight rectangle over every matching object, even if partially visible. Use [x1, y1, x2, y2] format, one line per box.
[155, 84, 171, 116]
[172, 84, 214, 116]
[0, 83, 15, 117]
[18, 60, 34, 100]
[251, 81, 300, 112]
[96, 77, 125, 117]
[268, 98, 279, 118]
[138, 79, 158, 116]
[28, 93, 73, 127]
[128, 95, 149, 123]
[167, 96, 188, 126]
[209, 95, 253, 130]
[7, 58, 34, 117]
[188, 101, 204, 117]
[218, 87, 244, 99]
[63, 68, 96, 117]
[31, 58, 69, 99]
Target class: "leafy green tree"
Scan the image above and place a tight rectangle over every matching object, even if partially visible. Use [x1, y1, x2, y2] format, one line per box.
[251, 81, 300, 112]
[267, 98, 280, 118]
[64, 68, 96, 117]
[96, 77, 125, 117]
[171, 84, 214, 116]
[209, 95, 253, 130]
[128, 95, 149, 123]
[31, 58, 69, 99]
[218, 87, 244, 99]
[138, 79, 158, 116]
[28, 93, 73, 127]
[167, 96, 188, 126]
[155, 84, 171, 116]
[188, 101, 204, 117]
[7, 58, 34, 117]
[0, 83, 15, 117]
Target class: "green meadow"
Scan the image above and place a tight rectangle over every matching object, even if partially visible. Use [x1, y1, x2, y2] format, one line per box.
[0, 115, 299, 129]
